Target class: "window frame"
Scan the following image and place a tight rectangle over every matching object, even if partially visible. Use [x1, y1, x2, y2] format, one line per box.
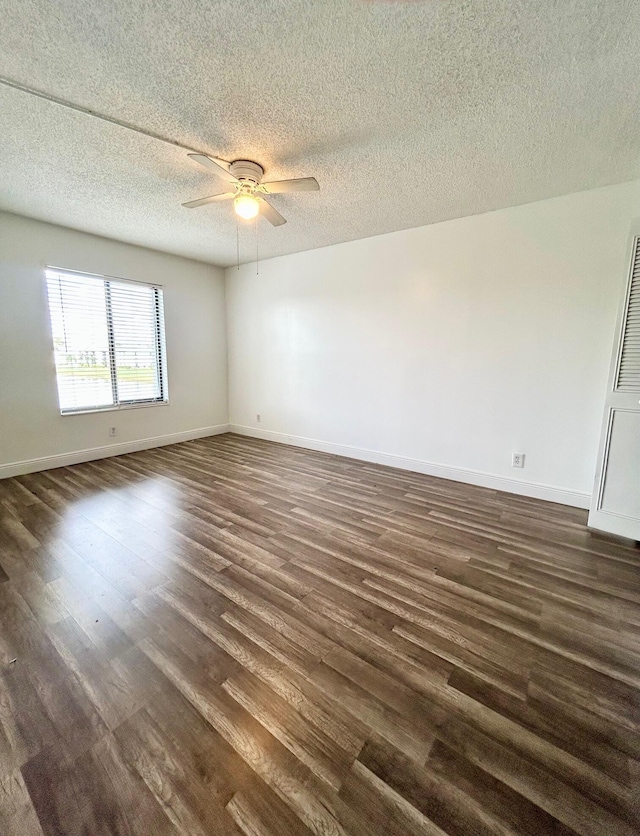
[45, 266, 169, 415]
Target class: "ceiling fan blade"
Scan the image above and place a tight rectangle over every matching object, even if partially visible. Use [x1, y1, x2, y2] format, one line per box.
[259, 198, 287, 226]
[187, 153, 237, 183]
[182, 192, 235, 209]
[262, 177, 320, 194]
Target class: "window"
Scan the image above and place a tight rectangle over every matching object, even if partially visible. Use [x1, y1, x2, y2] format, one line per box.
[45, 268, 168, 413]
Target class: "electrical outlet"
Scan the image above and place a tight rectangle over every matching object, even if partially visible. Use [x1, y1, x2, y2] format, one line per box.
[109, 426, 117, 438]
[512, 452, 525, 468]
[256, 414, 261, 423]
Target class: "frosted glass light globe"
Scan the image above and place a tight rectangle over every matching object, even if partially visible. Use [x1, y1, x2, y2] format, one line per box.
[234, 194, 260, 220]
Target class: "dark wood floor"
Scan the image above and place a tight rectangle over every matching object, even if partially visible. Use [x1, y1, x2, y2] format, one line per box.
[0, 434, 639, 836]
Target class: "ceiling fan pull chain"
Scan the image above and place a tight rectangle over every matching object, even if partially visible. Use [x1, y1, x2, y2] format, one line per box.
[236, 213, 240, 271]
[256, 216, 259, 275]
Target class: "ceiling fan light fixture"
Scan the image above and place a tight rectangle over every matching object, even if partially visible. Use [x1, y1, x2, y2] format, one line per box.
[184, 154, 318, 226]
[234, 193, 260, 220]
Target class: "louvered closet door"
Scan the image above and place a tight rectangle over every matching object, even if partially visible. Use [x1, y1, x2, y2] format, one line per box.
[589, 233, 640, 540]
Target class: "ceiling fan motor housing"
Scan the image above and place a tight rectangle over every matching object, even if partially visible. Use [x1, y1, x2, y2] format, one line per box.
[229, 160, 264, 184]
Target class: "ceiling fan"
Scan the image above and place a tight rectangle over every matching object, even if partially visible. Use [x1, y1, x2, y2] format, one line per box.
[182, 154, 319, 226]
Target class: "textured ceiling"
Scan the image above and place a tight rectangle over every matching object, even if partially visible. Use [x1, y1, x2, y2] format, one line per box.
[1, 0, 639, 267]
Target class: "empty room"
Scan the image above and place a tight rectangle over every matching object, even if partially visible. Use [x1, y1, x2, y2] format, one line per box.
[1, 1, 639, 834]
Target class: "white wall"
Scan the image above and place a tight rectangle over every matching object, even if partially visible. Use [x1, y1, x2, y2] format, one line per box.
[226, 180, 640, 507]
[0, 212, 228, 476]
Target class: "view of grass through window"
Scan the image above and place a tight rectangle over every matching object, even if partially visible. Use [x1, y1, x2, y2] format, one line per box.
[45, 269, 167, 412]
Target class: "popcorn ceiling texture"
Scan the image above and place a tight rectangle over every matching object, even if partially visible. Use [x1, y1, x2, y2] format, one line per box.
[1, 0, 639, 266]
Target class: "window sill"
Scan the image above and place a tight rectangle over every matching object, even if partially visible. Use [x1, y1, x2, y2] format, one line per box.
[61, 400, 169, 416]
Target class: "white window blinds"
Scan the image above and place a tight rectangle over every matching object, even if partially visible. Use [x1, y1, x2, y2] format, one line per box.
[616, 238, 640, 392]
[45, 268, 168, 413]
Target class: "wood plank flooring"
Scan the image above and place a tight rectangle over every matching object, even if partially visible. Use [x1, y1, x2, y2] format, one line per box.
[0, 433, 639, 836]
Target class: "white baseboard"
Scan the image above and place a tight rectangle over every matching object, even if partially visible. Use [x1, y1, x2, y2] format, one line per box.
[230, 424, 590, 509]
[3, 421, 591, 509]
[0, 424, 230, 480]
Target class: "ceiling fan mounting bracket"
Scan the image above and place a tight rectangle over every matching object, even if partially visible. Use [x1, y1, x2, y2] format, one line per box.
[229, 160, 264, 184]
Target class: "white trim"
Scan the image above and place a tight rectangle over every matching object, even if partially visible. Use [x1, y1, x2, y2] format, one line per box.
[230, 424, 590, 509]
[587, 508, 640, 540]
[0, 424, 230, 479]
[60, 399, 169, 416]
